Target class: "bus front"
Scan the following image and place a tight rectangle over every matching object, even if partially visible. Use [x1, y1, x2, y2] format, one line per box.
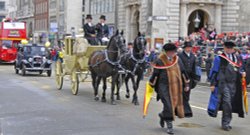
[0, 22, 27, 63]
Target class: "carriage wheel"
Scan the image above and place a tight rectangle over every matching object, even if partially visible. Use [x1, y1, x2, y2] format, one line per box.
[55, 61, 63, 90]
[71, 72, 79, 95]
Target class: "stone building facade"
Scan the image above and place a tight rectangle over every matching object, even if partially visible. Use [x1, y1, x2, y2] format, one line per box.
[85, 0, 117, 37]
[117, 0, 250, 49]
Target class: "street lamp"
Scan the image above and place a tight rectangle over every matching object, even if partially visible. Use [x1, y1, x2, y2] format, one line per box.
[193, 11, 201, 28]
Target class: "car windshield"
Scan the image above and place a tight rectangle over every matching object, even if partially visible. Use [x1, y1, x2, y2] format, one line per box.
[2, 40, 13, 49]
[23, 46, 46, 56]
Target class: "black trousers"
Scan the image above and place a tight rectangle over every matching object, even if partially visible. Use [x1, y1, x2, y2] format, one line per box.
[183, 90, 193, 117]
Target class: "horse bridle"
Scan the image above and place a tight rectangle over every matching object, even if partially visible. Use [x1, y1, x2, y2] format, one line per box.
[105, 35, 125, 66]
[124, 36, 146, 75]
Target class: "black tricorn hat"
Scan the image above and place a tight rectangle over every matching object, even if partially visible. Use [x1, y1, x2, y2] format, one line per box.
[224, 41, 236, 48]
[183, 41, 192, 48]
[86, 14, 92, 19]
[163, 43, 177, 51]
[100, 15, 106, 20]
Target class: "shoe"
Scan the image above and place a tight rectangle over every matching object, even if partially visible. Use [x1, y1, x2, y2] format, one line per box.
[222, 125, 231, 131]
[167, 128, 174, 134]
[166, 121, 174, 134]
[158, 113, 165, 128]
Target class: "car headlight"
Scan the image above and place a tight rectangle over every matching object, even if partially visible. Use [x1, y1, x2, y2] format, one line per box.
[28, 58, 33, 62]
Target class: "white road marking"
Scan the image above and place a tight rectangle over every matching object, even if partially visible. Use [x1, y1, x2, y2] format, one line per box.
[150, 96, 207, 111]
[191, 105, 207, 111]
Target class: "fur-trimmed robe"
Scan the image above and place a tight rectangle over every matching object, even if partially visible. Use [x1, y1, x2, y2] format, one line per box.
[150, 54, 189, 120]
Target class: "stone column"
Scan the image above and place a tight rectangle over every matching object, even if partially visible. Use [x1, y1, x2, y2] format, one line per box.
[180, 2, 187, 38]
[215, 4, 222, 34]
[125, 6, 131, 43]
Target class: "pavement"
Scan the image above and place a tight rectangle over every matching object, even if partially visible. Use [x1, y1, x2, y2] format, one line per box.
[0, 63, 250, 135]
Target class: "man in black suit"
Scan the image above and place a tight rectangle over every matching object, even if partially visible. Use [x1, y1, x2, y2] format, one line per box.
[96, 15, 109, 45]
[178, 41, 198, 118]
[83, 14, 97, 45]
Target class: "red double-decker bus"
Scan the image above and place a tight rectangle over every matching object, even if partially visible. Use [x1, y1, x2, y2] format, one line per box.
[0, 21, 27, 63]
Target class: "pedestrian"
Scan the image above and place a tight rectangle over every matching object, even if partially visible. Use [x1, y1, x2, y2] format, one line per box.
[83, 14, 98, 45]
[243, 47, 250, 85]
[208, 41, 246, 131]
[127, 42, 133, 52]
[149, 43, 190, 134]
[96, 15, 109, 45]
[178, 41, 198, 117]
[205, 53, 213, 82]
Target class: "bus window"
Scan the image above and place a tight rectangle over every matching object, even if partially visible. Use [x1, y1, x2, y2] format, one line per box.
[2, 40, 13, 49]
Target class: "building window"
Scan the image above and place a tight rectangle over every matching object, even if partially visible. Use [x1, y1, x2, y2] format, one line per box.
[50, 1, 56, 9]
[82, 0, 85, 12]
[0, 1, 5, 11]
[60, 0, 64, 11]
[109, 0, 113, 12]
[90, 1, 94, 14]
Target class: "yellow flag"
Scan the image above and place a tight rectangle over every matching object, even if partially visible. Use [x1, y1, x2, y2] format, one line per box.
[242, 77, 248, 114]
[143, 81, 154, 118]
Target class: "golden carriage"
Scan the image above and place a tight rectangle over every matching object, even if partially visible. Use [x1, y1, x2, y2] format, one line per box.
[55, 35, 106, 95]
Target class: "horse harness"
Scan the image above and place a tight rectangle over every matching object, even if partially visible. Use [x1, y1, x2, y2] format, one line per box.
[121, 50, 146, 76]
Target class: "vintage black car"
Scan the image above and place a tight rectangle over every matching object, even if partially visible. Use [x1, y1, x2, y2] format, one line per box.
[14, 44, 52, 76]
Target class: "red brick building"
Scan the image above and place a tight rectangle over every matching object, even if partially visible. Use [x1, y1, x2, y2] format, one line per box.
[34, 0, 48, 43]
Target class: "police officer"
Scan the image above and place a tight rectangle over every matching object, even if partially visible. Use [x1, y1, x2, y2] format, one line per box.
[96, 15, 109, 45]
[83, 14, 97, 45]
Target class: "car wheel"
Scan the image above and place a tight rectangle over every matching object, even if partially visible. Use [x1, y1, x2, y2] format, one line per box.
[39, 71, 43, 75]
[22, 64, 26, 76]
[14, 63, 19, 74]
[47, 70, 52, 77]
[15, 68, 19, 74]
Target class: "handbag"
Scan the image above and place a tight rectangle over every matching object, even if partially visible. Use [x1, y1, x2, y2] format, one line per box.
[207, 87, 219, 117]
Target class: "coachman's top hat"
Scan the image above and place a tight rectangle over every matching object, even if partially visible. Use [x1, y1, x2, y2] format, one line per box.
[100, 15, 106, 20]
[163, 43, 177, 51]
[86, 14, 92, 19]
[183, 41, 192, 48]
[224, 41, 236, 48]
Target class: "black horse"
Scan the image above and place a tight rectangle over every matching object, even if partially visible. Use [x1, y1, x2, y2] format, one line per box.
[118, 32, 147, 105]
[88, 31, 126, 105]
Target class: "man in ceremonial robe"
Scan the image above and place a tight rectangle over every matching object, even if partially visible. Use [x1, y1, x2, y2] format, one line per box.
[178, 41, 198, 117]
[149, 43, 190, 134]
[208, 41, 245, 131]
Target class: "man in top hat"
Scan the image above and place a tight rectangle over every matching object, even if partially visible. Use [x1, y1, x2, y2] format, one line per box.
[83, 14, 97, 45]
[208, 41, 245, 131]
[178, 41, 198, 118]
[150, 43, 190, 134]
[96, 15, 109, 45]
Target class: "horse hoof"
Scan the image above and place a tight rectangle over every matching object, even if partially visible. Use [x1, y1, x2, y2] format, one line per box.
[101, 98, 106, 102]
[94, 96, 99, 101]
[125, 94, 130, 99]
[111, 101, 116, 105]
[134, 101, 140, 106]
[117, 95, 121, 100]
[132, 98, 139, 105]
